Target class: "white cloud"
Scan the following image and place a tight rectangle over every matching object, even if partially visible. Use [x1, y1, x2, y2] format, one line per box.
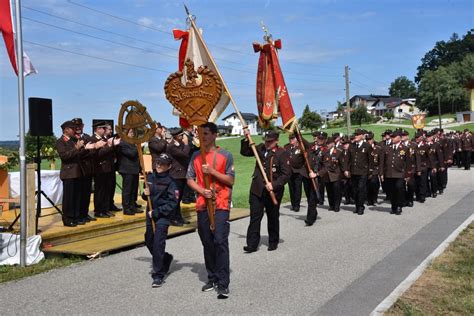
[138, 17, 155, 27]
[290, 92, 304, 98]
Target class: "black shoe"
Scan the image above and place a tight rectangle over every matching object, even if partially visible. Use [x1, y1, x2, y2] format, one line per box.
[110, 205, 122, 212]
[293, 206, 300, 212]
[76, 219, 87, 225]
[63, 221, 77, 227]
[353, 208, 358, 214]
[202, 281, 216, 292]
[216, 285, 229, 299]
[123, 210, 135, 216]
[357, 207, 364, 215]
[133, 203, 142, 209]
[390, 209, 396, 214]
[328, 207, 335, 211]
[87, 215, 97, 221]
[438, 190, 443, 195]
[105, 211, 115, 217]
[152, 278, 164, 288]
[132, 207, 144, 214]
[170, 220, 183, 227]
[432, 193, 437, 198]
[396, 207, 403, 215]
[268, 243, 278, 251]
[304, 220, 314, 226]
[419, 198, 425, 203]
[94, 212, 110, 218]
[334, 208, 340, 212]
[83, 217, 91, 223]
[406, 201, 414, 207]
[243, 246, 257, 253]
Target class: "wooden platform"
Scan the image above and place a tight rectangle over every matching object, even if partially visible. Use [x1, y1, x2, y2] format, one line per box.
[0, 195, 249, 256]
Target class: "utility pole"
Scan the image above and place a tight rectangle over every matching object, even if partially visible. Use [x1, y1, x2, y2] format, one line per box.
[437, 94, 442, 129]
[344, 65, 351, 135]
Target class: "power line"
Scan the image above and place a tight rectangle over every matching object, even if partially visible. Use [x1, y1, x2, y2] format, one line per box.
[24, 40, 172, 73]
[351, 68, 390, 86]
[65, 0, 341, 70]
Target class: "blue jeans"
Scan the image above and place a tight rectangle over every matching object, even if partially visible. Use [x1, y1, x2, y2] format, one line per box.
[197, 210, 230, 288]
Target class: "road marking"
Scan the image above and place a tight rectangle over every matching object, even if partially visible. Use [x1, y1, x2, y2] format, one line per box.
[370, 213, 473, 315]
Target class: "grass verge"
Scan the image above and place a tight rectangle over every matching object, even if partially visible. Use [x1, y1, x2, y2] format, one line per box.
[385, 223, 474, 315]
[0, 255, 84, 284]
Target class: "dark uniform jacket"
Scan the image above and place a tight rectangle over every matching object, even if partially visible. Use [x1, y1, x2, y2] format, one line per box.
[369, 143, 383, 176]
[90, 134, 115, 174]
[55, 135, 86, 180]
[415, 142, 430, 172]
[319, 147, 345, 182]
[427, 142, 444, 169]
[347, 141, 373, 176]
[167, 140, 191, 180]
[403, 140, 419, 178]
[148, 136, 167, 169]
[284, 143, 306, 176]
[461, 133, 473, 151]
[143, 171, 178, 221]
[117, 140, 140, 174]
[241, 139, 291, 197]
[77, 133, 95, 177]
[380, 143, 408, 178]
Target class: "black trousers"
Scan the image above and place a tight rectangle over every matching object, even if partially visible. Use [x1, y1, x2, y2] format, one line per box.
[197, 210, 230, 288]
[463, 151, 471, 170]
[454, 151, 462, 167]
[415, 170, 428, 201]
[304, 177, 318, 223]
[386, 178, 405, 211]
[317, 176, 325, 204]
[172, 178, 186, 222]
[405, 176, 416, 203]
[325, 180, 341, 210]
[62, 178, 82, 224]
[145, 217, 172, 280]
[288, 172, 303, 209]
[427, 168, 438, 196]
[367, 175, 380, 204]
[247, 190, 282, 248]
[121, 173, 139, 211]
[94, 172, 114, 213]
[78, 176, 92, 219]
[351, 175, 367, 208]
[342, 179, 352, 203]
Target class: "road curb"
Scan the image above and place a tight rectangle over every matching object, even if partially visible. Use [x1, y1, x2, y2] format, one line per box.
[370, 213, 474, 315]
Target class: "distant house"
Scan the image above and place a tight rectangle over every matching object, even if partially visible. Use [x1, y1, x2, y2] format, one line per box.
[388, 99, 423, 119]
[222, 112, 260, 135]
[324, 110, 339, 121]
[350, 95, 388, 109]
[217, 125, 233, 135]
[350, 95, 406, 116]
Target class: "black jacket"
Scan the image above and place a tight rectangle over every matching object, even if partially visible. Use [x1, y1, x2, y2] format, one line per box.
[117, 141, 140, 174]
[142, 171, 178, 221]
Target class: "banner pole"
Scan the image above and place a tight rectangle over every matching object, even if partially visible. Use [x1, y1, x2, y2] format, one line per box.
[185, 6, 278, 205]
[14, 0, 27, 267]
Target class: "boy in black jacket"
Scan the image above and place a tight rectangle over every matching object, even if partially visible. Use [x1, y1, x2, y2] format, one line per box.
[143, 153, 178, 287]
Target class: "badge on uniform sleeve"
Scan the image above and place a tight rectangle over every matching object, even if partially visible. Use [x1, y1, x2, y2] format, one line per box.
[272, 167, 277, 172]
[175, 190, 180, 199]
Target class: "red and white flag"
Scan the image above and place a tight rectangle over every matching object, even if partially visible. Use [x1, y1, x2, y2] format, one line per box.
[173, 27, 230, 127]
[0, 0, 37, 76]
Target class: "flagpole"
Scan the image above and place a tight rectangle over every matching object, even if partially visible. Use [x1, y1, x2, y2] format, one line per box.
[14, 0, 27, 267]
[184, 5, 278, 205]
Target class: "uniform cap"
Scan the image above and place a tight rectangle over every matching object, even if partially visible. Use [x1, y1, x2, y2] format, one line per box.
[366, 132, 374, 140]
[92, 120, 107, 129]
[169, 127, 183, 136]
[391, 129, 402, 137]
[312, 131, 321, 137]
[264, 130, 279, 140]
[71, 118, 83, 126]
[401, 129, 409, 136]
[156, 153, 172, 165]
[318, 132, 328, 139]
[61, 120, 76, 130]
[415, 130, 424, 138]
[354, 128, 365, 135]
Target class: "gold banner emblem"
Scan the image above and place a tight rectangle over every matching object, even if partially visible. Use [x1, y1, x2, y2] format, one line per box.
[411, 114, 426, 129]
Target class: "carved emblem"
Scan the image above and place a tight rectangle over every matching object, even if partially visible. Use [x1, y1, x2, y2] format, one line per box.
[116, 100, 156, 144]
[411, 114, 426, 129]
[164, 59, 223, 126]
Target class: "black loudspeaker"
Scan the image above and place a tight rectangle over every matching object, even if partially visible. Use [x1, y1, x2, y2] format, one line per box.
[29, 97, 53, 136]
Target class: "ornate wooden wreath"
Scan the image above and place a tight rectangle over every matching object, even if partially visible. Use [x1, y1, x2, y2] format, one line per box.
[116, 100, 157, 144]
[164, 59, 223, 125]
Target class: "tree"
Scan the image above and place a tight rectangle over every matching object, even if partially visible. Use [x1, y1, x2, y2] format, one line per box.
[25, 132, 58, 164]
[389, 76, 417, 98]
[417, 53, 473, 114]
[351, 106, 373, 126]
[415, 31, 474, 83]
[299, 105, 323, 131]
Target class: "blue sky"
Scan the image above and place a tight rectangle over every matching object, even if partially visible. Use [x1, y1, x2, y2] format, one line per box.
[0, 0, 472, 140]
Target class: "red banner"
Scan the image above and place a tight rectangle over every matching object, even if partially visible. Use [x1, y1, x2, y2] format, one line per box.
[0, 0, 18, 74]
[254, 39, 296, 131]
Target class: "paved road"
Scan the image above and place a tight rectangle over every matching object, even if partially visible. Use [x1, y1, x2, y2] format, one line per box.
[1, 169, 473, 315]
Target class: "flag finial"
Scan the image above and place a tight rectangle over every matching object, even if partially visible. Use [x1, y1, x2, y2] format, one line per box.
[260, 21, 272, 43]
[184, 3, 190, 16]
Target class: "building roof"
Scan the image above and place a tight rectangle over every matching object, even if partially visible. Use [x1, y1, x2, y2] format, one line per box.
[350, 94, 390, 102]
[373, 97, 403, 108]
[221, 112, 258, 121]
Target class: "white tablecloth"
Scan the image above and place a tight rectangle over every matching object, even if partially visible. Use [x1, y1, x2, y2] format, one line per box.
[9, 170, 63, 208]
